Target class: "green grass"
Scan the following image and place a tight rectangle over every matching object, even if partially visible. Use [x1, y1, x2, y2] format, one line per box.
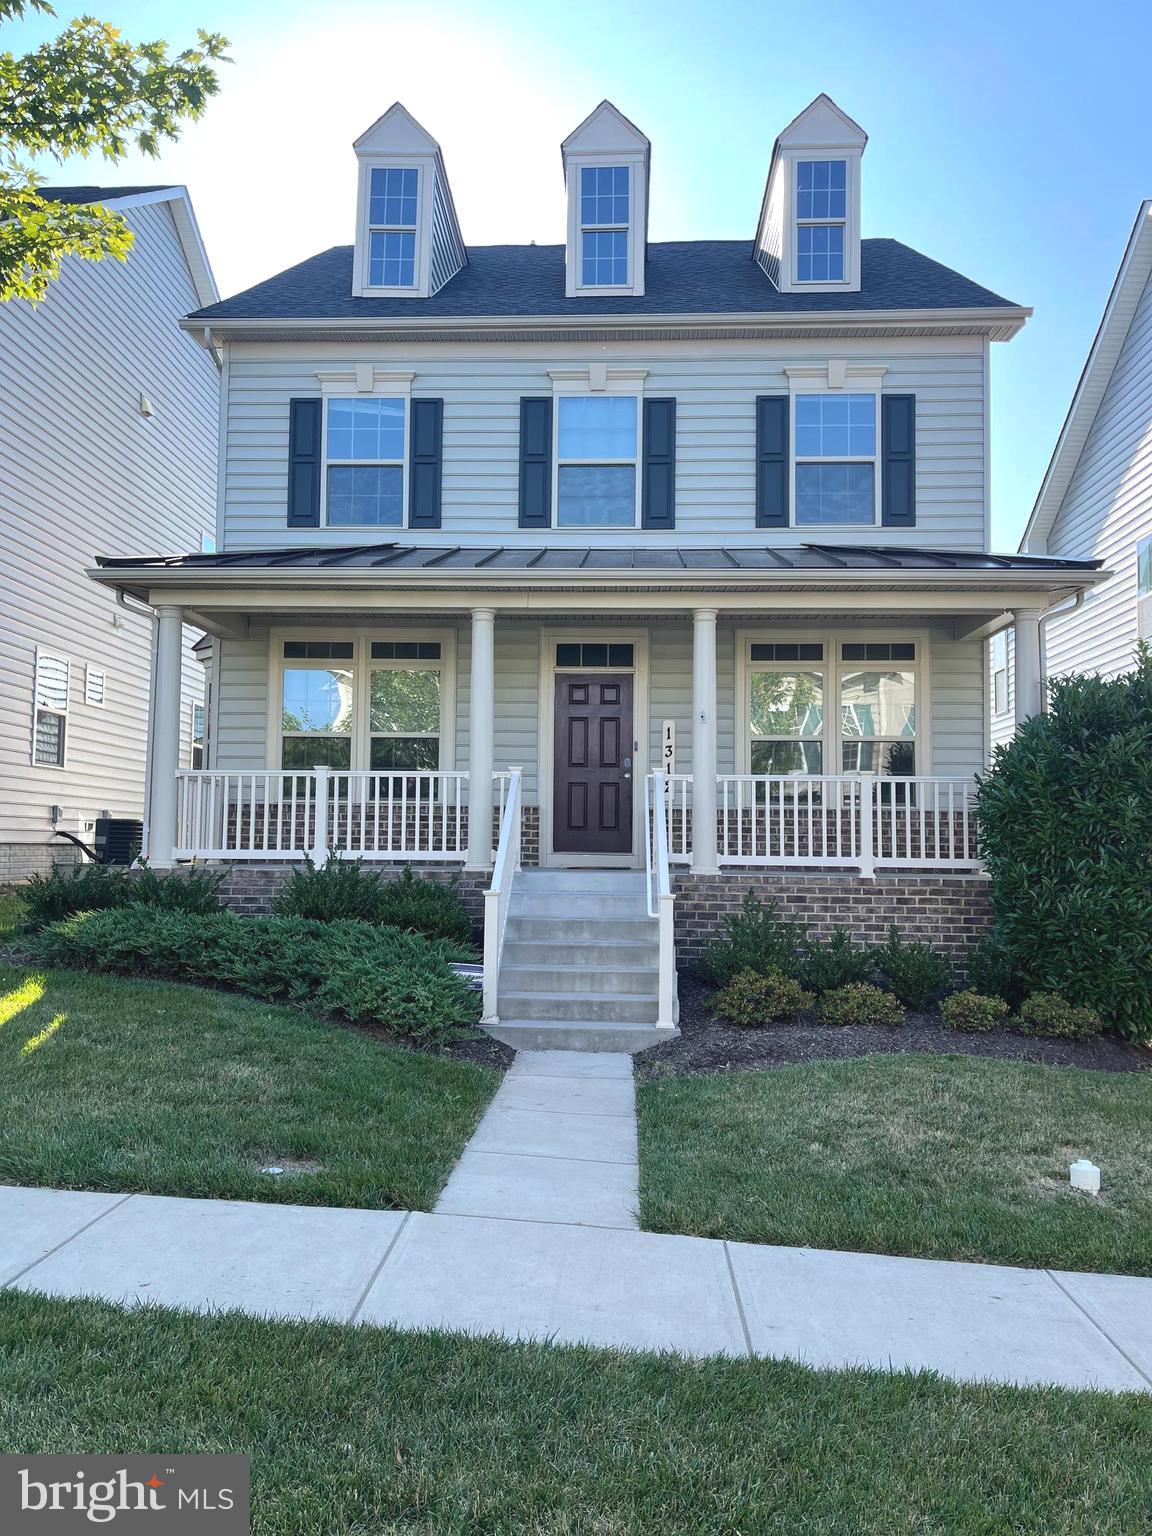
[0, 963, 498, 1210]
[2, 1292, 1149, 1535]
[0, 887, 25, 937]
[638, 1054, 1152, 1273]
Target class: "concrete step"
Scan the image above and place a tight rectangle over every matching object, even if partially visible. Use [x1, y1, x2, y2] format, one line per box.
[499, 963, 660, 996]
[502, 939, 660, 968]
[483, 1019, 676, 1054]
[507, 893, 649, 919]
[504, 917, 658, 944]
[513, 870, 648, 894]
[497, 990, 660, 1024]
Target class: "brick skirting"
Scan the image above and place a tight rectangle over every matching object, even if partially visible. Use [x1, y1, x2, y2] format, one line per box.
[0, 843, 83, 883]
[209, 863, 492, 931]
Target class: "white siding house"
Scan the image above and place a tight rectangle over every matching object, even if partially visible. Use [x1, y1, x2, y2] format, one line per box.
[0, 187, 219, 878]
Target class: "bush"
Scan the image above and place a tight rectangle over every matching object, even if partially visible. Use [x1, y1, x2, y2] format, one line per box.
[820, 982, 906, 1029]
[1017, 993, 1103, 1040]
[713, 968, 812, 1027]
[129, 861, 225, 914]
[22, 863, 131, 925]
[875, 926, 951, 1010]
[696, 893, 806, 987]
[796, 928, 875, 994]
[271, 858, 472, 944]
[940, 989, 1010, 1032]
[374, 865, 473, 945]
[34, 907, 480, 1044]
[964, 932, 1028, 1008]
[976, 648, 1152, 1041]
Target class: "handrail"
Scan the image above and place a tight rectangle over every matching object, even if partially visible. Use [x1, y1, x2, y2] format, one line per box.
[482, 766, 523, 1023]
[645, 773, 677, 1030]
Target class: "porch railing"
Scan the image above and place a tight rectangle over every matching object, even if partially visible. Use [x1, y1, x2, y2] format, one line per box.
[482, 767, 523, 1022]
[644, 774, 678, 1029]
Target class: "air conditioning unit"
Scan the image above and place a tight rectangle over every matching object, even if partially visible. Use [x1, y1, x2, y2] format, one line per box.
[93, 818, 144, 866]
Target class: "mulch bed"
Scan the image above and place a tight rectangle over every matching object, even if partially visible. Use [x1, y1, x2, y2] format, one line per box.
[635, 973, 1152, 1080]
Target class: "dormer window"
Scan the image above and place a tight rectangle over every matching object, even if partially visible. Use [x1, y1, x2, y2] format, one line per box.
[367, 167, 419, 287]
[580, 166, 630, 286]
[795, 160, 846, 282]
[562, 101, 649, 299]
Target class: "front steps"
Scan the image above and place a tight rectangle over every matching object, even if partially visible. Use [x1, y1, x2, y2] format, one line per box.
[485, 869, 677, 1053]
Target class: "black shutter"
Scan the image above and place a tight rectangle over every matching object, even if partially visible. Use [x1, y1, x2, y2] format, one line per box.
[755, 395, 789, 528]
[882, 394, 916, 527]
[286, 398, 322, 527]
[641, 397, 676, 530]
[408, 398, 443, 529]
[518, 397, 552, 529]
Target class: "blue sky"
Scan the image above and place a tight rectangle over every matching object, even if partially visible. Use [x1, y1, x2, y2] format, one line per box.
[8, 0, 1152, 547]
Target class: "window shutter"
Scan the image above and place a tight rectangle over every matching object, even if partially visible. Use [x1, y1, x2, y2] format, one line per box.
[882, 394, 916, 527]
[287, 398, 322, 528]
[518, 397, 553, 529]
[408, 398, 444, 529]
[641, 397, 676, 530]
[755, 395, 789, 528]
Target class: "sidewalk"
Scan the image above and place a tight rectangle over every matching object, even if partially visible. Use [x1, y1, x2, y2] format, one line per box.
[1, 1050, 1150, 1394]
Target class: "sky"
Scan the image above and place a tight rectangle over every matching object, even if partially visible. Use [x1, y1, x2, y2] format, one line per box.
[8, 0, 1152, 548]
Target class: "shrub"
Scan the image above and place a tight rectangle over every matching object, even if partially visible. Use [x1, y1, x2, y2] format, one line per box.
[820, 982, 905, 1029]
[976, 648, 1152, 1041]
[129, 861, 225, 914]
[1017, 993, 1103, 1040]
[875, 926, 951, 1010]
[964, 932, 1028, 1008]
[34, 907, 479, 1044]
[713, 968, 812, 1027]
[940, 989, 1010, 1032]
[696, 893, 806, 987]
[271, 858, 472, 944]
[374, 865, 473, 945]
[22, 863, 131, 925]
[796, 928, 875, 994]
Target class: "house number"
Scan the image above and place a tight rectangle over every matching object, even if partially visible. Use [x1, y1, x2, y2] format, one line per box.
[662, 720, 676, 775]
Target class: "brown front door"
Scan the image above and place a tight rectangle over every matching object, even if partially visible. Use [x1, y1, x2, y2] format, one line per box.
[553, 673, 634, 856]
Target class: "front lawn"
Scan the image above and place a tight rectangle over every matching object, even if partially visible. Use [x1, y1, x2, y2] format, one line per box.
[0, 887, 24, 937]
[0, 964, 498, 1211]
[638, 1054, 1152, 1273]
[2, 1292, 1149, 1535]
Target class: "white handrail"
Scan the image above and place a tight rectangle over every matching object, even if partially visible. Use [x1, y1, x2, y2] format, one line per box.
[482, 767, 523, 1023]
[645, 774, 677, 1030]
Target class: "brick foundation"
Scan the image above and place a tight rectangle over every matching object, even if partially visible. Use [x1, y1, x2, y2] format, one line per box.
[203, 863, 491, 931]
[0, 843, 84, 883]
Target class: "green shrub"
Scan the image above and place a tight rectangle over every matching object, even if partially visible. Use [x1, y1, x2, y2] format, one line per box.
[940, 989, 1010, 1032]
[696, 893, 806, 987]
[130, 861, 225, 914]
[1017, 993, 1103, 1040]
[34, 907, 479, 1044]
[713, 968, 812, 1027]
[374, 865, 473, 944]
[820, 982, 906, 1029]
[796, 928, 875, 994]
[976, 648, 1152, 1041]
[875, 926, 951, 1010]
[964, 932, 1028, 1008]
[271, 858, 472, 943]
[22, 863, 131, 925]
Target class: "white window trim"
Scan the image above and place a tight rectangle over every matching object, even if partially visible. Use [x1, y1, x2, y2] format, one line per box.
[32, 648, 70, 769]
[736, 627, 931, 778]
[565, 150, 647, 299]
[577, 163, 631, 289]
[315, 374, 415, 531]
[1137, 534, 1152, 598]
[549, 374, 646, 531]
[777, 145, 862, 294]
[786, 366, 886, 530]
[84, 665, 106, 707]
[990, 631, 1010, 719]
[191, 700, 206, 769]
[368, 647, 446, 772]
[267, 627, 456, 773]
[793, 157, 848, 285]
[353, 160, 431, 297]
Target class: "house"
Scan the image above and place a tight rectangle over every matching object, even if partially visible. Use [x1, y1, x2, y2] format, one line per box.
[990, 201, 1152, 748]
[0, 186, 219, 880]
[88, 98, 1106, 1047]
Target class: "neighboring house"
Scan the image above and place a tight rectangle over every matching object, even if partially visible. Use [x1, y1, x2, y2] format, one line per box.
[90, 98, 1105, 1044]
[990, 200, 1152, 749]
[0, 186, 219, 879]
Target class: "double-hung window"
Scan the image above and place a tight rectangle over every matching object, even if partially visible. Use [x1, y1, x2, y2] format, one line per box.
[1138, 536, 1152, 597]
[367, 167, 418, 288]
[33, 650, 69, 767]
[839, 643, 918, 776]
[748, 645, 826, 775]
[794, 393, 876, 525]
[556, 395, 638, 527]
[795, 159, 846, 282]
[580, 165, 629, 286]
[991, 632, 1009, 717]
[191, 702, 206, 769]
[369, 641, 442, 771]
[325, 397, 406, 526]
[280, 640, 354, 771]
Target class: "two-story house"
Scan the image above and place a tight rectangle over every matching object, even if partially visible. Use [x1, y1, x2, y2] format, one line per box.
[90, 97, 1105, 1048]
[1, 186, 218, 881]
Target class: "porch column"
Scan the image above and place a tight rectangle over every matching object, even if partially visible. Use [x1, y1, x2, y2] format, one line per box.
[1012, 607, 1044, 725]
[148, 605, 184, 869]
[465, 605, 496, 870]
[691, 607, 719, 874]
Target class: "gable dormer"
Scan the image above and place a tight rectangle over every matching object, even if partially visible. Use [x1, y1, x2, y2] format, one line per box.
[755, 94, 866, 295]
[562, 101, 649, 300]
[351, 103, 466, 299]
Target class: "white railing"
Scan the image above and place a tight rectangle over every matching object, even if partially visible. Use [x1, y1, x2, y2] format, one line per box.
[663, 773, 693, 864]
[644, 774, 677, 1029]
[483, 767, 523, 1022]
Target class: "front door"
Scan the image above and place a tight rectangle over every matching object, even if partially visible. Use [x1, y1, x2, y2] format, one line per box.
[553, 674, 634, 856]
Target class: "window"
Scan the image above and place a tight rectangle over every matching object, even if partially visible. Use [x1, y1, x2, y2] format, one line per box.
[191, 703, 206, 769]
[556, 395, 638, 527]
[794, 394, 876, 525]
[991, 631, 1009, 717]
[750, 643, 823, 662]
[580, 165, 629, 286]
[371, 641, 441, 660]
[84, 666, 105, 706]
[1138, 536, 1152, 596]
[369, 664, 441, 771]
[33, 650, 69, 767]
[367, 166, 418, 287]
[281, 649, 354, 771]
[840, 668, 917, 775]
[795, 159, 846, 282]
[325, 397, 406, 527]
[556, 642, 635, 668]
[750, 670, 825, 774]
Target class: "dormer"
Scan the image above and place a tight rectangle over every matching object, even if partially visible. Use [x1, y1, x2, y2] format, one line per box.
[755, 94, 866, 295]
[351, 102, 466, 299]
[562, 101, 649, 300]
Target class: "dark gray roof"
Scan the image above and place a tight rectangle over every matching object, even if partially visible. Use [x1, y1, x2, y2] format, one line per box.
[95, 542, 1101, 574]
[188, 239, 1019, 323]
[42, 185, 175, 205]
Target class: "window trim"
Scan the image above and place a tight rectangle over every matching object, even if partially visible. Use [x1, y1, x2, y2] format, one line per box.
[1138, 534, 1152, 597]
[785, 368, 886, 529]
[990, 630, 1010, 719]
[32, 648, 69, 769]
[357, 161, 426, 295]
[368, 647, 445, 773]
[191, 701, 206, 770]
[552, 390, 643, 530]
[565, 151, 646, 298]
[319, 389, 410, 530]
[793, 157, 848, 284]
[578, 164, 631, 288]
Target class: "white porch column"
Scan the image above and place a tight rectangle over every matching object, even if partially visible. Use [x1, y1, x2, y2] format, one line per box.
[465, 606, 496, 870]
[148, 605, 184, 869]
[1012, 607, 1044, 725]
[691, 607, 719, 874]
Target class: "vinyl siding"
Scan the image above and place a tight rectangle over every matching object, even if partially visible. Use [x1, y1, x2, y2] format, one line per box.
[0, 200, 218, 845]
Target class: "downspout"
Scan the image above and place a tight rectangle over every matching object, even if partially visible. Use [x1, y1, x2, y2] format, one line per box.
[1038, 590, 1085, 700]
[117, 588, 159, 861]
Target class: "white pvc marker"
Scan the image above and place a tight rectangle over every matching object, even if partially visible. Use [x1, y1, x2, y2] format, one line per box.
[1070, 1159, 1101, 1195]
